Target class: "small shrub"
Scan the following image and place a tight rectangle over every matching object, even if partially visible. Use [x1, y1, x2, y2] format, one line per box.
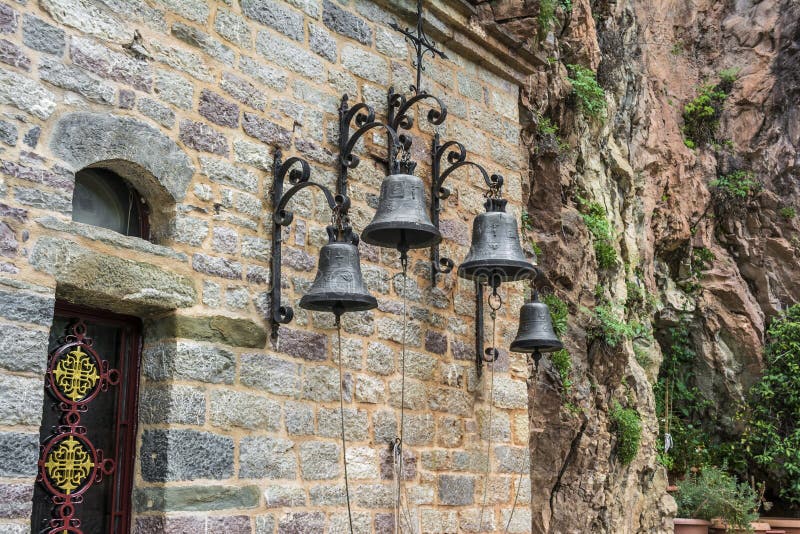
[567, 64, 607, 119]
[710, 170, 761, 218]
[675, 466, 758, 529]
[550, 349, 573, 393]
[779, 206, 796, 219]
[537, 0, 572, 39]
[741, 305, 800, 507]
[542, 293, 568, 337]
[682, 84, 728, 147]
[589, 301, 646, 348]
[611, 401, 642, 465]
[577, 198, 618, 269]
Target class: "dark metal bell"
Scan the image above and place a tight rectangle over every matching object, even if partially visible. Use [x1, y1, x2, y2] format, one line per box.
[458, 198, 536, 284]
[361, 173, 441, 250]
[510, 293, 563, 353]
[299, 226, 377, 316]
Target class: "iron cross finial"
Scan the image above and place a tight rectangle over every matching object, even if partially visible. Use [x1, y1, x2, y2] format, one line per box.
[389, 0, 448, 94]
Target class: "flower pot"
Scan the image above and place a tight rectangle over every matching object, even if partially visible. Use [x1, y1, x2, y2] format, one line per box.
[674, 518, 712, 534]
[761, 518, 800, 534]
[710, 519, 770, 533]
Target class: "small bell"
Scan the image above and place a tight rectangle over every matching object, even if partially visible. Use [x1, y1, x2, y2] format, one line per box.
[510, 292, 563, 354]
[299, 225, 377, 316]
[458, 198, 536, 284]
[361, 171, 441, 251]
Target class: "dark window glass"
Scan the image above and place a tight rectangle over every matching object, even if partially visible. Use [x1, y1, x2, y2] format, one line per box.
[31, 305, 141, 534]
[72, 168, 148, 238]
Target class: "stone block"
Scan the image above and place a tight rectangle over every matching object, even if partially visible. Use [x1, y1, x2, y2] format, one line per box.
[242, 112, 292, 147]
[192, 253, 242, 279]
[0, 288, 54, 326]
[154, 69, 194, 109]
[239, 55, 288, 91]
[140, 429, 234, 482]
[342, 45, 388, 85]
[317, 407, 369, 441]
[255, 30, 324, 82]
[322, 0, 371, 45]
[152, 0, 209, 23]
[146, 314, 267, 348]
[492, 376, 528, 409]
[210, 389, 281, 430]
[309, 22, 336, 62]
[135, 484, 259, 512]
[0, 120, 16, 146]
[41, 0, 130, 42]
[180, 119, 229, 155]
[302, 365, 344, 402]
[150, 40, 212, 81]
[278, 512, 325, 534]
[139, 384, 205, 425]
[239, 436, 296, 478]
[0, 483, 33, 519]
[0, 374, 43, 426]
[277, 326, 327, 361]
[0, 431, 38, 477]
[0, 323, 48, 373]
[70, 36, 151, 91]
[354, 484, 394, 508]
[143, 340, 235, 384]
[0, 4, 17, 34]
[284, 401, 314, 435]
[221, 72, 266, 110]
[0, 39, 30, 70]
[200, 157, 258, 192]
[215, 9, 252, 48]
[172, 21, 234, 65]
[438, 474, 475, 505]
[299, 441, 339, 480]
[137, 97, 175, 128]
[40, 57, 115, 104]
[23, 14, 65, 55]
[241, 352, 301, 396]
[0, 67, 56, 119]
[242, 0, 304, 41]
[169, 215, 209, 246]
[264, 486, 306, 508]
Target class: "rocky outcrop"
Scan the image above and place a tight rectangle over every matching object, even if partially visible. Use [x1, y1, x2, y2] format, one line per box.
[474, 0, 800, 532]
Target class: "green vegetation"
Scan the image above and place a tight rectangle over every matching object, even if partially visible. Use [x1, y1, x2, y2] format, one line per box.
[577, 198, 617, 269]
[740, 305, 800, 507]
[567, 64, 607, 119]
[520, 211, 543, 258]
[719, 67, 741, 86]
[589, 300, 648, 348]
[675, 466, 758, 530]
[780, 206, 796, 219]
[710, 170, 762, 219]
[543, 293, 572, 394]
[682, 84, 728, 147]
[611, 400, 642, 465]
[538, 0, 573, 40]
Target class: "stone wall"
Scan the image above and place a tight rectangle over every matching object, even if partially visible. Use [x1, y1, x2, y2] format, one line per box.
[0, 1, 537, 533]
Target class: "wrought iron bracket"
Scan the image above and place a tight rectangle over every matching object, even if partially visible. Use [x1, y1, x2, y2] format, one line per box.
[430, 133, 504, 286]
[270, 149, 349, 339]
[386, 86, 447, 167]
[338, 94, 400, 195]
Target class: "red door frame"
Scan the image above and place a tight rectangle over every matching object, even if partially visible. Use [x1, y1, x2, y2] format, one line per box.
[53, 301, 142, 534]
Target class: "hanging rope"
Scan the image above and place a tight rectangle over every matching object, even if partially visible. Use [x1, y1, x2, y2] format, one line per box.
[505, 473, 525, 533]
[393, 251, 410, 534]
[479, 285, 502, 532]
[336, 314, 355, 534]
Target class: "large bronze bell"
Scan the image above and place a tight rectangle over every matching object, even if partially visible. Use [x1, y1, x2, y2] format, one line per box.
[458, 198, 536, 284]
[299, 225, 377, 316]
[510, 292, 563, 354]
[361, 173, 441, 251]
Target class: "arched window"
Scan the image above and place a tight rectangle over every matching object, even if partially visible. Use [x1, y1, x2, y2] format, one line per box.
[72, 168, 150, 239]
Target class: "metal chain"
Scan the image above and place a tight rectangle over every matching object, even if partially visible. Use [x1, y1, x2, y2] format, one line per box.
[336, 316, 355, 534]
[479, 286, 501, 531]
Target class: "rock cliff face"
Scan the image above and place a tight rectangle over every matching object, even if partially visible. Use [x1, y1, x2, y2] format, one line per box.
[476, 0, 800, 532]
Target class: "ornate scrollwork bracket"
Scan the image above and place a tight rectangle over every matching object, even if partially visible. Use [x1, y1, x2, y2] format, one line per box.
[270, 149, 350, 339]
[430, 133, 504, 287]
[338, 94, 401, 196]
[386, 86, 447, 168]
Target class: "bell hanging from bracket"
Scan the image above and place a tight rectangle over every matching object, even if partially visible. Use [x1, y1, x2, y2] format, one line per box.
[510, 290, 564, 365]
[299, 225, 377, 317]
[458, 197, 536, 286]
[361, 158, 441, 256]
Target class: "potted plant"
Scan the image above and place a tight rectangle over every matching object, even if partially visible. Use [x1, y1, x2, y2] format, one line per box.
[674, 466, 759, 534]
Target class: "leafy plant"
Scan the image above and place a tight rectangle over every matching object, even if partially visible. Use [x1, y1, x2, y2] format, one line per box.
[550, 349, 573, 393]
[520, 211, 543, 258]
[718, 67, 741, 86]
[682, 84, 728, 147]
[589, 301, 647, 348]
[611, 400, 642, 465]
[543, 293, 568, 337]
[740, 305, 800, 507]
[567, 64, 607, 119]
[710, 170, 762, 219]
[537, 0, 573, 39]
[779, 206, 796, 219]
[674, 466, 758, 530]
[577, 198, 617, 269]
